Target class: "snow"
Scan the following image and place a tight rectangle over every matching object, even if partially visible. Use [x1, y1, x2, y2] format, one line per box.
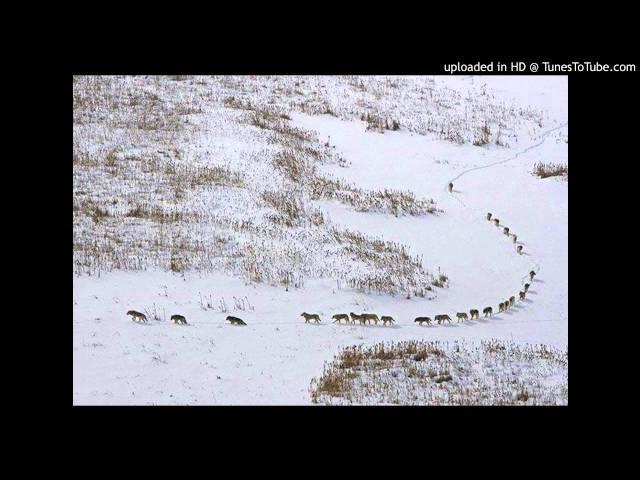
[73, 76, 568, 405]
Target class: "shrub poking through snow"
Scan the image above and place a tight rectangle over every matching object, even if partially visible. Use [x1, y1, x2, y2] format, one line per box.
[73, 76, 442, 295]
[310, 175, 439, 216]
[310, 340, 568, 405]
[533, 162, 568, 180]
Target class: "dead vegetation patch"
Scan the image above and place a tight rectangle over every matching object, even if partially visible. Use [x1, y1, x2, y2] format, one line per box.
[533, 162, 568, 180]
[311, 340, 568, 405]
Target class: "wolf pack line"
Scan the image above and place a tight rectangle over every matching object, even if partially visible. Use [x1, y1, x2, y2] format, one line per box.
[126, 209, 537, 327]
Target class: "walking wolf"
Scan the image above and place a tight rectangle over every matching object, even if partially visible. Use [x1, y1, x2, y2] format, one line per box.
[483, 307, 493, 317]
[415, 317, 432, 325]
[301, 312, 321, 323]
[127, 310, 147, 323]
[226, 315, 246, 325]
[469, 309, 479, 319]
[171, 314, 187, 325]
[380, 315, 395, 326]
[361, 313, 379, 325]
[332, 313, 349, 324]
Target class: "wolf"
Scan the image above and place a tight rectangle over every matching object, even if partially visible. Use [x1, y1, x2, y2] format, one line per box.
[529, 270, 536, 281]
[435, 314, 451, 324]
[349, 312, 363, 325]
[524, 283, 530, 293]
[127, 310, 147, 323]
[512, 234, 517, 244]
[332, 313, 350, 324]
[509, 296, 516, 307]
[483, 307, 493, 317]
[171, 314, 187, 325]
[487, 212, 492, 221]
[503, 227, 510, 236]
[301, 312, 321, 323]
[493, 218, 500, 226]
[469, 309, 479, 319]
[380, 315, 395, 326]
[456, 312, 468, 322]
[498, 302, 505, 312]
[415, 317, 432, 325]
[361, 313, 379, 325]
[519, 291, 526, 301]
[448, 182, 453, 192]
[226, 315, 246, 325]
[517, 245, 523, 254]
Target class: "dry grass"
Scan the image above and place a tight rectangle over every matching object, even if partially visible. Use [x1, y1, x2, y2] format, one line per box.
[262, 189, 306, 227]
[74, 76, 442, 296]
[311, 175, 440, 216]
[360, 112, 401, 132]
[533, 162, 568, 179]
[310, 340, 567, 405]
[332, 228, 435, 296]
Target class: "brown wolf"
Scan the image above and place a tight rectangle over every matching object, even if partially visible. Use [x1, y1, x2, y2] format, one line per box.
[349, 312, 363, 325]
[301, 312, 321, 323]
[226, 315, 246, 325]
[127, 310, 147, 323]
[332, 313, 350, 324]
[519, 291, 526, 301]
[361, 313, 379, 325]
[171, 314, 187, 325]
[434, 314, 451, 324]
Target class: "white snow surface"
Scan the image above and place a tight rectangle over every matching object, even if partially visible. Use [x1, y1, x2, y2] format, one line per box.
[73, 76, 568, 405]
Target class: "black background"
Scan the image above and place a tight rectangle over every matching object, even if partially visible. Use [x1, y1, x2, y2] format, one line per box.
[27, 43, 637, 456]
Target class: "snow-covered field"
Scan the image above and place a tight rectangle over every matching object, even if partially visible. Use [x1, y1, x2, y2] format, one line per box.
[73, 75, 568, 405]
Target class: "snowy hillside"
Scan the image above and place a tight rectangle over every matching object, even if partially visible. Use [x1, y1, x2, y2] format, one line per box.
[73, 75, 568, 405]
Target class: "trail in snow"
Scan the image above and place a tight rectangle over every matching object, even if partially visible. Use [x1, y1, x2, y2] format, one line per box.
[448, 121, 568, 186]
[445, 121, 567, 287]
